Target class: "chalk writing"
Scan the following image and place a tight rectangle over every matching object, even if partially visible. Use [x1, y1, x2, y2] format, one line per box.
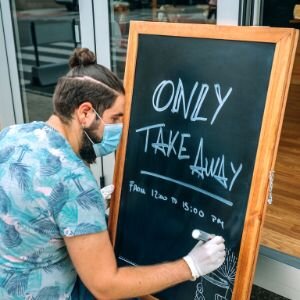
[183, 201, 205, 218]
[190, 138, 243, 191]
[152, 78, 232, 125]
[211, 215, 224, 230]
[135, 78, 242, 200]
[217, 249, 237, 286]
[171, 197, 178, 205]
[127, 179, 225, 229]
[136, 124, 242, 194]
[140, 170, 233, 206]
[194, 249, 237, 300]
[151, 189, 168, 201]
[129, 181, 146, 194]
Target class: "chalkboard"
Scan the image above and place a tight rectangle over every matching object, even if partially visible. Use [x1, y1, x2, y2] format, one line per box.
[109, 22, 298, 300]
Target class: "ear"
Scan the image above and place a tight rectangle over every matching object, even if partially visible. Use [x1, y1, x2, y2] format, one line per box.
[77, 101, 93, 127]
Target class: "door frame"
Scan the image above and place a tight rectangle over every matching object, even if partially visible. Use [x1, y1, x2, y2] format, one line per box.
[0, 0, 24, 127]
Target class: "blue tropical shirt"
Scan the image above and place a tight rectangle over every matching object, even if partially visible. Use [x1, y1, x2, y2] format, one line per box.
[0, 122, 107, 299]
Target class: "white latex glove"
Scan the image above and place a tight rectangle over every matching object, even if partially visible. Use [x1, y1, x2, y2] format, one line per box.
[100, 184, 115, 200]
[101, 184, 115, 213]
[183, 236, 226, 281]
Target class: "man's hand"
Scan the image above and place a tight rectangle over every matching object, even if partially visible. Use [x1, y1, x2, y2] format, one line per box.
[101, 184, 114, 200]
[183, 236, 226, 280]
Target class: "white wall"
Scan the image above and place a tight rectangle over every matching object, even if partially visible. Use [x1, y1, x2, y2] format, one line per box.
[254, 255, 300, 299]
[217, 0, 240, 25]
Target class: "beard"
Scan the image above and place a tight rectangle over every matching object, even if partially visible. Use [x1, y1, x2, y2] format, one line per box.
[79, 130, 98, 164]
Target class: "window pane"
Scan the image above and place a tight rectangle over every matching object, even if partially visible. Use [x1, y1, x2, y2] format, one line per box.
[109, 1, 217, 79]
[11, 0, 80, 122]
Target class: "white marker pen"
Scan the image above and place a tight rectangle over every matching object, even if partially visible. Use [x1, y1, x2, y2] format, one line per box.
[192, 229, 213, 242]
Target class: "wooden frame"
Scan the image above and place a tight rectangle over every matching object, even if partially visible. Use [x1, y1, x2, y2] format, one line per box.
[109, 21, 298, 300]
[261, 41, 300, 259]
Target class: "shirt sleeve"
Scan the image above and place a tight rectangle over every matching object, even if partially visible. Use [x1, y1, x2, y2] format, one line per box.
[54, 166, 107, 237]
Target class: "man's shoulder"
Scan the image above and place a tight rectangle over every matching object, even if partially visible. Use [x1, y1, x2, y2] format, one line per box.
[0, 121, 49, 143]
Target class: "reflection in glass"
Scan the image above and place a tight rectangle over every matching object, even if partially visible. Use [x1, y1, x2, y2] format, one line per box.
[11, 0, 80, 122]
[109, 1, 217, 79]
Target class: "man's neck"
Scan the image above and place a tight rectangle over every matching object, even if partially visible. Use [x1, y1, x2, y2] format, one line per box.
[47, 115, 81, 154]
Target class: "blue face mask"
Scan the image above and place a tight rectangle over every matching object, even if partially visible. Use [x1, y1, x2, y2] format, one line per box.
[84, 109, 123, 157]
[93, 122, 123, 156]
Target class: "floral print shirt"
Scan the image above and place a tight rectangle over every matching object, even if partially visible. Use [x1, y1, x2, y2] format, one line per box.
[0, 122, 107, 299]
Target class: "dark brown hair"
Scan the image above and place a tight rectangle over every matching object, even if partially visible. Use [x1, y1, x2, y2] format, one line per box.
[53, 48, 125, 123]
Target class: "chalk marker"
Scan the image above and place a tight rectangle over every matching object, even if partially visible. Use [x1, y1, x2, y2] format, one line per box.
[192, 229, 212, 242]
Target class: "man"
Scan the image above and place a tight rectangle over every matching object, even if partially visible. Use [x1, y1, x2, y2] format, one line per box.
[0, 48, 225, 299]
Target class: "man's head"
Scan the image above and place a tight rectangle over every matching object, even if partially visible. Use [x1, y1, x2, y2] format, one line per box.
[52, 48, 125, 163]
[77, 91, 125, 163]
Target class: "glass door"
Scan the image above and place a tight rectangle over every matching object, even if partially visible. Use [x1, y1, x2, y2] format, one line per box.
[106, 0, 219, 79]
[0, 0, 107, 185]
[3, 0, 81, 122]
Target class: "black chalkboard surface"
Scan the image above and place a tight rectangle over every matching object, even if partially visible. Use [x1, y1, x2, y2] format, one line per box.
[109, 22, 298, 300]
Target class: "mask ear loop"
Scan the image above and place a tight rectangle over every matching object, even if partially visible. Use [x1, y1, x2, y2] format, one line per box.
[82, 127, 95, 145]
[80, 108, 101, 146]
[91, 109, 106, 186]
[92, 108, 105, 125]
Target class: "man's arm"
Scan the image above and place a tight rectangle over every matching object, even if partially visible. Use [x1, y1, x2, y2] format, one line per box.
[64, 230, 192, 299]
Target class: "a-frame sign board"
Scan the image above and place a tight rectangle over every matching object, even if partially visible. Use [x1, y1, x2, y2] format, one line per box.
[109, 22, 298, 300]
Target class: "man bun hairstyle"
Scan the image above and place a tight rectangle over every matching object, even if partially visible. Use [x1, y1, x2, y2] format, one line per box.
[69, 48, 96, 68]
[53, 48, 125, 124]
